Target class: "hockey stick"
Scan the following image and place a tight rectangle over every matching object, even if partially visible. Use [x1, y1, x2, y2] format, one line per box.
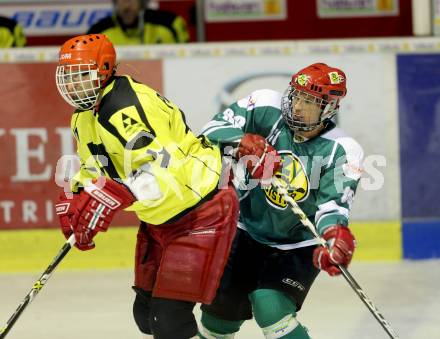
[272, 179, 400, 339]
[0, 234, 75, 338]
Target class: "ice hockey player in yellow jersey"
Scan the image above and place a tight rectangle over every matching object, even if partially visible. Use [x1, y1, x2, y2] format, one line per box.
[54, 34, 238, 339]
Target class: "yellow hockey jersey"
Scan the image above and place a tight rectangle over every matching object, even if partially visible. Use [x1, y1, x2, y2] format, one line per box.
[87, 9, 189, 45]
[0, 16, 26, 48]
[70, 75, 221, 225]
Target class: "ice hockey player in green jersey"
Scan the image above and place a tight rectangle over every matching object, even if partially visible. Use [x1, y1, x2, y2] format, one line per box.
[199, 63, 364, 339]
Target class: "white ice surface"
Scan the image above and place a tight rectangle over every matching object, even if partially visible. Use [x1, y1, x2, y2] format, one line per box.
[0, 260, 439, 339]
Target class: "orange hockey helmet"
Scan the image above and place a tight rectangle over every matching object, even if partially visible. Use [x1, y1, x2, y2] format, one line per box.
[281, 63, 347, 132]
[55, 34, 116, 110]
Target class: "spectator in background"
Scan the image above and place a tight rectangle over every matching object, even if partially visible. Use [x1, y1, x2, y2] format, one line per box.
[0, 15, 26, 47]
[87, 0, 189, 45]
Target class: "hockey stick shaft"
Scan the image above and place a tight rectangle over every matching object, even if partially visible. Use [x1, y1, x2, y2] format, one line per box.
[0, 234, 75, 338]
[272, 180, 399, 339]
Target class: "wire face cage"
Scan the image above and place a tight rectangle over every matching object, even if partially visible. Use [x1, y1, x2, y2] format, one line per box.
[55, 64, 101, 110]
[281, 86, 338, 132]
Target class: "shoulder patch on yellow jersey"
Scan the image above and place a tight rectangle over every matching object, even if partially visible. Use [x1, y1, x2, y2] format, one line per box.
[98, 76, 156, 149]
[109, 106, 154, 149]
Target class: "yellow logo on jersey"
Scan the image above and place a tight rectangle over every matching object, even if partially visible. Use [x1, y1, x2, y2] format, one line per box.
[264, 152, 309, 209]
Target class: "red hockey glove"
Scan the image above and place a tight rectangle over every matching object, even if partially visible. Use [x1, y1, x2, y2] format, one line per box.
[237, 134, 281, 180]
[71, 178, 135, 251]
[55, 191, 79, 241]
[313, 225, 356, 276]
[55, 179, 134, 250]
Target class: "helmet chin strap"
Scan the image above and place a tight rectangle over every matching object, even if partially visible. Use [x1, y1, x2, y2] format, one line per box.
[322, 103, 332, 116]
[320, 100, 338, 122]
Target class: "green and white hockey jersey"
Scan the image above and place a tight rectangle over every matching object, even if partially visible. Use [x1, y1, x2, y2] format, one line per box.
[202, 89, 364, 248]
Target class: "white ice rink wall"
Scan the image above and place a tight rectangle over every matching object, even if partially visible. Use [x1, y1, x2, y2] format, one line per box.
[0, 37, 439, 261]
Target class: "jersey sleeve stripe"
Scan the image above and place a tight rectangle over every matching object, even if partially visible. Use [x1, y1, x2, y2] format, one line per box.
[203, 125, 243, 137]
[187, 154, 220, 177]
[200, 120, 228, 135]
[315, 201, 349, 228]
[266, 116, 283, 142]
[185, 184, 202, 198]
[326, 141, 339, 168]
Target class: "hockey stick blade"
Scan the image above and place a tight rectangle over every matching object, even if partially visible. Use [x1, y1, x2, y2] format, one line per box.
[272, 178, 400, 339]
[0, 235, 75, 339]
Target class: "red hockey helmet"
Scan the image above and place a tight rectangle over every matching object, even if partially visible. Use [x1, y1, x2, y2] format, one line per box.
[281, 63, 347, 132]
[55, 34, 116, 109]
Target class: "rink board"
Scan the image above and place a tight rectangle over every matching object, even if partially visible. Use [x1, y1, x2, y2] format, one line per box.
[397, 54, 440, 259]
[0, 221, 401, 273]
[0, 38, 439, 261]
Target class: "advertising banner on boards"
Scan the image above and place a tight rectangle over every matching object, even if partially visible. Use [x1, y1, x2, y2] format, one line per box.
[0, 61, 163, 229]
